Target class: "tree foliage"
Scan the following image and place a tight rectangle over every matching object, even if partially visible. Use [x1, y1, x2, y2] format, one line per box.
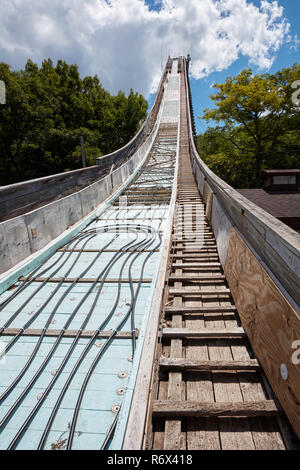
[0, 59, 148, 185]
[200, 65, 300, 188]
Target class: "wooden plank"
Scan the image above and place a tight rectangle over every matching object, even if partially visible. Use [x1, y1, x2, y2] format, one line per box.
[169, 289, 230, 295]
[1, 328, 137, 339]
[170, 263, 221, 268]
[159, 358, 259, 371]
[165, 306, 236, 313]
[224, 228, 300, 440]
[168, 275, 225, 281]
[163, 328, 245, 338]
[57, 248, 160, 253]
[172, 254, 218, 259]
[19, 277, 152, 284]
[153, 401, 280, 417]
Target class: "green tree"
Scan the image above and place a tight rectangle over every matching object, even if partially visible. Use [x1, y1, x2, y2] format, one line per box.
[0, 59, 148, 185]
[201, 65, 300, 186]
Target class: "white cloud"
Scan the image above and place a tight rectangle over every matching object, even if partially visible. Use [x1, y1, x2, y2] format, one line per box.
[0, 0, 293, 96]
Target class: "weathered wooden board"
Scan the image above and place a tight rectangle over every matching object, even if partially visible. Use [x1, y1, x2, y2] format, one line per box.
[159, 358, 259, 371]
[224, 228, 300, 439]
[153, 401, 280, 417]
[163, 327, 245, 338]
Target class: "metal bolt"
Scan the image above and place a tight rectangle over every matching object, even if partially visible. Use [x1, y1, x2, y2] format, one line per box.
[118, 371, 128, 379]
[95, 342, 103, 348]
[128, 355, 133, 362]
[280, 363, 289, 381]
[37, 393, 43, 401]
[51, 370, 57, 376]
[112, 405, 121, 414]
[117, 387, 126, 395]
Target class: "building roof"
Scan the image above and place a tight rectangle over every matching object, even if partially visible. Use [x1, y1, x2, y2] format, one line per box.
[262, 169, 300, 176]
[237, 189, 300, 219]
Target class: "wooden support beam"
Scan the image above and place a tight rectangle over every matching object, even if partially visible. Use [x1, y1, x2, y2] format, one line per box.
[159, 357, 259, 371]
[152, 401, 280, 418]
[163, 327, 245, 338]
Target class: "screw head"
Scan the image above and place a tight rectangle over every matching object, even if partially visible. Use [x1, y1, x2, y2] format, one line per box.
[280, 363, 289, 381]
[117, 387, 126, 395]
[118, 371, 128, 379]
[37, 393, 43, 401]
[112, 405, 121, 414]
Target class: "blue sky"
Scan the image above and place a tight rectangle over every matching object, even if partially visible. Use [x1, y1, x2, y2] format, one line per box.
[147, 0, 300, 134]
[0, 0, 299, 135]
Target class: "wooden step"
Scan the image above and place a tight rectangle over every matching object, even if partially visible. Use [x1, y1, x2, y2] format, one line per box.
[173, 249, 216, 253]
[170, 263, 221, 268]
[159, 357, 259, 371]
[173, 243, 217, 248]
[172, 254, 218, 259]
[165, 306, 236, 313]
[170, 267, 222, 272]
[58, 248, 159, 253]
[172, 254, 218, 258]
[169, 289, 230, 296]
[163, 327, 245, 338]
[168, 275, 225, 282]
[152, 401, 280, 418]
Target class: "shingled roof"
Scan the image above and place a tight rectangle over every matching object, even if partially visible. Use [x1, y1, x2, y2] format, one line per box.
[237, 189, 300, 219]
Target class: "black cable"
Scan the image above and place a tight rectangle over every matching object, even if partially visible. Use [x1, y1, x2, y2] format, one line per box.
[66, 226, 160, 450]
[37, 225, 154, 449]
[6, 225, 151, 449]
[100, 405, 121, 450]
[0, 233, 95, 358]
[0, 229, 135, 430]
[0, 233, 117, 403]
[0, 229, 94, 314]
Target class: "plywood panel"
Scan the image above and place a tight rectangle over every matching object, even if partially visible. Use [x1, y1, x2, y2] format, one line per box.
[225, 228, 300, 439]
